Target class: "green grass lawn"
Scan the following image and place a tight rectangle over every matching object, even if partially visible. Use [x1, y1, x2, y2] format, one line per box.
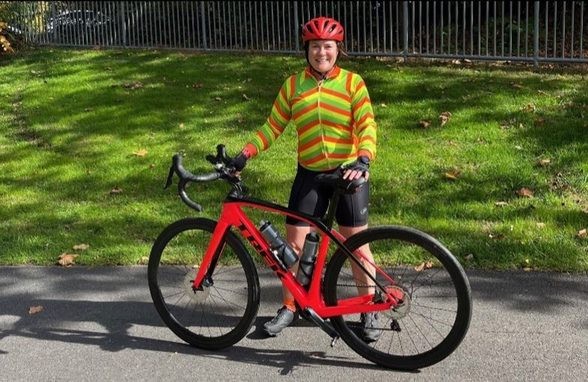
[0, 48, 586, 270]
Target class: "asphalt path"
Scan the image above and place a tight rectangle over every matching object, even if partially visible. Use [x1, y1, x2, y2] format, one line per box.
[1, 266, 586, 381]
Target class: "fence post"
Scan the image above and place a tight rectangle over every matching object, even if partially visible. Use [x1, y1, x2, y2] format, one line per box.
[534, 1, 539, 67]
[49, 1, 55, 44]
[403, 0, 409, 62]
[120, 2, 127, 47]
[293, 1, 299, 52]
[200, 1, 207, 49]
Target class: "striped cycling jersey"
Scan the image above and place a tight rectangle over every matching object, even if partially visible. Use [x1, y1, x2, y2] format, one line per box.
[245, 65, 377, 171]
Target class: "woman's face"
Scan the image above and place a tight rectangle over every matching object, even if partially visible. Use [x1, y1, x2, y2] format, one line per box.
[307, 40, 338, 74]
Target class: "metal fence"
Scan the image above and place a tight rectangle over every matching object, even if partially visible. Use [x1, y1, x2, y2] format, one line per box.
[4, 1, 588, 65]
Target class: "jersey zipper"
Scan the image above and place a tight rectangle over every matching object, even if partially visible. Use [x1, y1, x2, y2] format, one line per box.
[317, 78, 330, 168]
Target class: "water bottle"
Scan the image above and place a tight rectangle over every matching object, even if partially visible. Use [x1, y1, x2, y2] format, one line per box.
[296, 232, 319, 287]
[259, 220, 298, 268]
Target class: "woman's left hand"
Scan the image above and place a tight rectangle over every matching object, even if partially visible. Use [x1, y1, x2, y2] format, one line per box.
[342, 156, 370, 180]
[343, 168, 369, 180]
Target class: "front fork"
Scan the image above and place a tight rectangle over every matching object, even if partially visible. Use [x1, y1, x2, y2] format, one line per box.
[191, 221, 231, 291]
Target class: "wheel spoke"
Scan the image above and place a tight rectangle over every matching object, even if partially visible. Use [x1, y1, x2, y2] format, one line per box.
[148, 218, 260, 350]
[324, 226, 471, 370]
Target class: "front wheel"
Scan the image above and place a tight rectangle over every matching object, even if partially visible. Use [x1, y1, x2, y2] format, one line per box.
[323, 226, 472, 370]
[148, 218, 260, 350]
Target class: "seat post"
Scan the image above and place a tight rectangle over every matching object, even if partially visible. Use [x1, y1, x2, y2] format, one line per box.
[322, 189, 343, 230]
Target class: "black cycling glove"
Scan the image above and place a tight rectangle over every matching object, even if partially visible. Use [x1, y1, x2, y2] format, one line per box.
[229, 151, 249, 172]
[344, 155, 370, 175]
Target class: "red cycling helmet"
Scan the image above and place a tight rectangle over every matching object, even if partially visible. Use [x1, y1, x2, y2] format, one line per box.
[301, 17, 344, 43]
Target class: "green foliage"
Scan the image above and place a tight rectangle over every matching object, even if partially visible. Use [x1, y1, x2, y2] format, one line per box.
[0, 48, 586, 271]
[0, 21, 14, 53]
[0, 1, 25, 54]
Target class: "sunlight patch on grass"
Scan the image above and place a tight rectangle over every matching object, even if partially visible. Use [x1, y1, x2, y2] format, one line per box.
[1, 48, 586, 270]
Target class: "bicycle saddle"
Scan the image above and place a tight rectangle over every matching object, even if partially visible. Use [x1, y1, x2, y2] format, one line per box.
[315, 169, 367, 194]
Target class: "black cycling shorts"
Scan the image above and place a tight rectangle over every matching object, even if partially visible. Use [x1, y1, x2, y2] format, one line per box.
[286, 164, 369, 227]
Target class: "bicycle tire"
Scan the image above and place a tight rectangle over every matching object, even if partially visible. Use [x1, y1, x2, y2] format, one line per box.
[148, 218, 260, 350]
[323, 226, 472, 370]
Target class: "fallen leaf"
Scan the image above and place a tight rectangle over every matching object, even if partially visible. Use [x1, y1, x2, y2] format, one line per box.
[242, 93, 250, 100]
[439, 111, 452, 127]
[139, 256, 149, 264]
[214, 96, 222, 101]
[192, 82, 203, 88]
[419, 120, 431, 128]
[179, 123, 185, 129]
[516, 188, 534, 198]
[380, 103, 388, 108]
[578, 229, 587, 238]
[29, 305, 44, 315]
[537, 158, 551, 167]
[133, 148, 148, 157]
[110, 187, 123, 195]
[511, 82, 524, 89]
[522, 103, 536, 113]
[73, 244, 90, 251]
[495, 201, 509, 207]
[58, 253, 79, 267]
[464, 254, 474, 261]
[444, 169, 461, 181]
[414, 261, 433, 272]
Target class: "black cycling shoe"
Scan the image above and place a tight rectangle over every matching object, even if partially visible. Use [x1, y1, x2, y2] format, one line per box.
[263, 306, 296, 336]
[360, 312, 382, 343]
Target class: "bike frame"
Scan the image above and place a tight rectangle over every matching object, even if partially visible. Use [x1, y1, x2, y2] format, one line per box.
[192, 194, 402, 318]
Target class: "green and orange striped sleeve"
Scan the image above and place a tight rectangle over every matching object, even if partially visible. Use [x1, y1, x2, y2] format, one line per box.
[350, 74, 377, 161]
[244, 77, 293, 157]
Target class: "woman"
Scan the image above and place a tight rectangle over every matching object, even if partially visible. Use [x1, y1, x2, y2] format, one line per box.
[231, 16, 379, 342]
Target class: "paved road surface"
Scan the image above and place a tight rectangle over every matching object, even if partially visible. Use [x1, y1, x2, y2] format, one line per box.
[1, 266, 586, 381]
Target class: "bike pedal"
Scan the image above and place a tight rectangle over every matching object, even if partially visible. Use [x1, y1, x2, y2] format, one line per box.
[330, 336, 339, 347]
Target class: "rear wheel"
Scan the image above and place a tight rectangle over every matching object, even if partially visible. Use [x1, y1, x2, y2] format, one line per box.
[324, 226, 472, 370]
[148, 218, 260, 349]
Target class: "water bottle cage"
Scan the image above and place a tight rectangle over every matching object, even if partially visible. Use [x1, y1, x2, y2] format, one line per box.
[270, 250, 288, 270]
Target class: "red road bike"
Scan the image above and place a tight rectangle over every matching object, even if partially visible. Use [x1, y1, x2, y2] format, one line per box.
[148, 145, 472, 370]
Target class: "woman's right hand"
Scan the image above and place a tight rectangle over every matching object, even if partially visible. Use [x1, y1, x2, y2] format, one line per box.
[229, 151, 249, 173]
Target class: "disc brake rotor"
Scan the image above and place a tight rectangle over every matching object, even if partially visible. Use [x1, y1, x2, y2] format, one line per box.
[183, 267, 210, 303]
[385, 285, 411, 320]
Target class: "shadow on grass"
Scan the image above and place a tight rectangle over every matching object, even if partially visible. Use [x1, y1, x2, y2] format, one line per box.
[1, 48, 586, 267]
